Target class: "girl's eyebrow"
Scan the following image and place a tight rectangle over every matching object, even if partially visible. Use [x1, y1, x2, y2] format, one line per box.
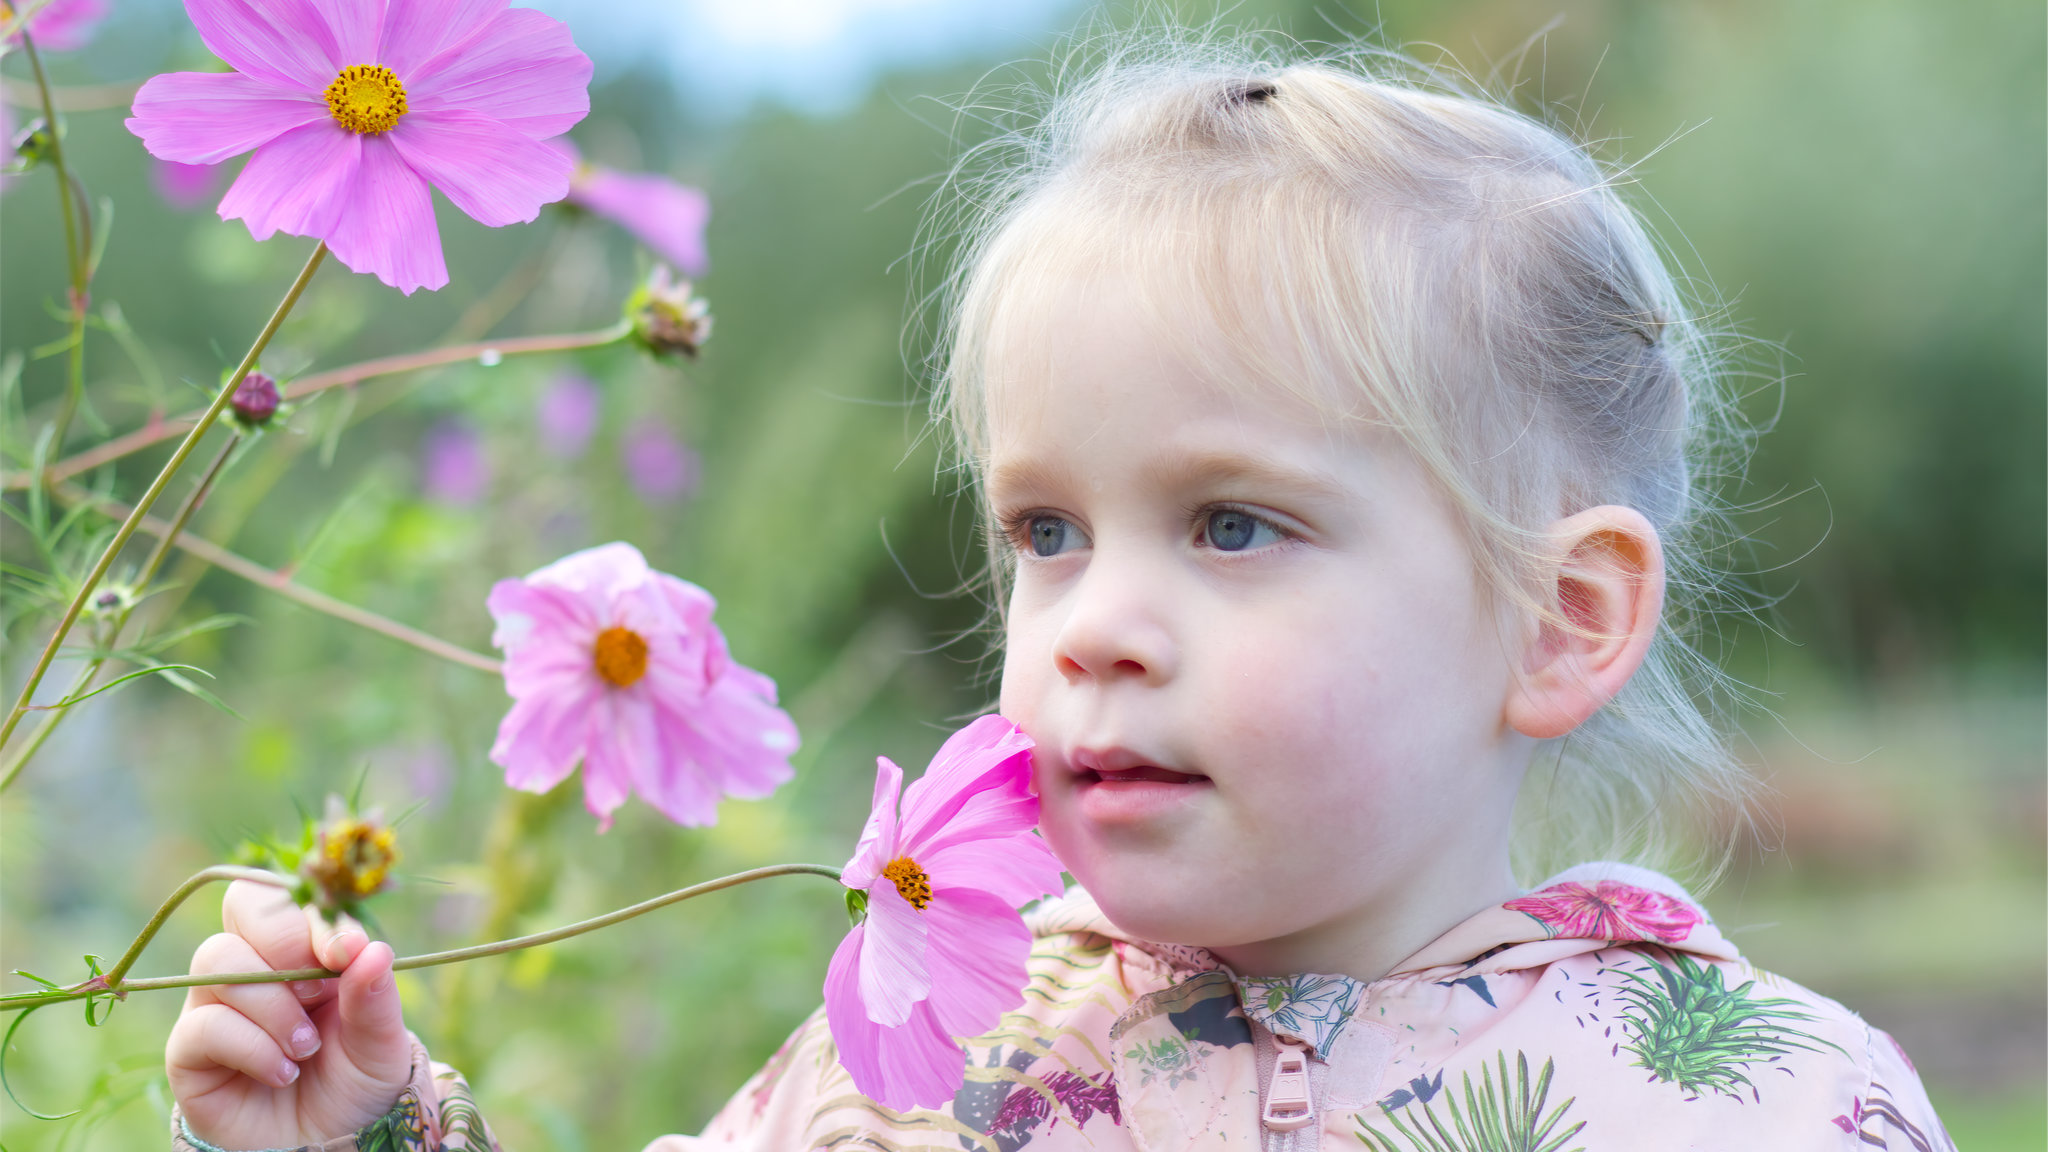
[1146, 449, 1351, 503]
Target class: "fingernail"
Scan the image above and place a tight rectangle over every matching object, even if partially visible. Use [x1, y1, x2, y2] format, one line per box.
[326, 930, 365, 967]
[277, 1058, 300, 1085]
[290, 980, 325, 1001]
[290, 1022, 320, 1058]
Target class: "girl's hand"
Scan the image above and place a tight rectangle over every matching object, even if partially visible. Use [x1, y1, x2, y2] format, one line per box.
[166, 881, 414, 1149]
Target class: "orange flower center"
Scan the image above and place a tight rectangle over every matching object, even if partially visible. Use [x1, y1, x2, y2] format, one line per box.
[316, 819, 400, 897]
[592, 625, 649, 688]
[881, 856, 932, 911]
[323, 64, 408, 135]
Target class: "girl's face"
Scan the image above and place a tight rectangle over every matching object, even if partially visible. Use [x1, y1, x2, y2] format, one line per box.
[990, 276, 1536, 980]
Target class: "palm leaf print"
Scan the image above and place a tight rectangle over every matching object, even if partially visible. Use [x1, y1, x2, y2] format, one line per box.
[1609, 953, 1846, 1099]
[1354, 1051, 1586, 1152]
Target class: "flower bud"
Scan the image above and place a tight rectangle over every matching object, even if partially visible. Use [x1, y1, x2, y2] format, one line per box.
[627, 266, 713, 360]
[231, 371, 281, 428]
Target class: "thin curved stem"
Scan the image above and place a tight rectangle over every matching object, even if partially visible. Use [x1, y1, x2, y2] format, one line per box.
[9, 322, 631, 491]
[0, 243, 326, 786]
[0, 863, 843, 1012]
[50, 481, 503, 675]
[0, 436, 240, 788]
[21, 30, 88, 458]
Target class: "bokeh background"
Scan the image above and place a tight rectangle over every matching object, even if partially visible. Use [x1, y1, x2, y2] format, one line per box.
[2, 0, 2041, 1148]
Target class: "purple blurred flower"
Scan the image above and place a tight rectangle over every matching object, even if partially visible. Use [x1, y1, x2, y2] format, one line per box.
[152, 157, 224, 211]
[537, 374, 601, 460]
[422, 419, 490, 505]
[5, 0, 107, 51]
[623, 424, 698, 506]
[553, 138, 709, 276]
[124, 0, 592, 293]
[486, 541, 799, 829]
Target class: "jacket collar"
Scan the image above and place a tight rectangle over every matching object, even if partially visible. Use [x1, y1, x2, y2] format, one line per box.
[1026, 861, 1741, 1061]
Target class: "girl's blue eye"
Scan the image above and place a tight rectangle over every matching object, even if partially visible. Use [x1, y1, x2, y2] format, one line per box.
[1202, 508, 1282, 552]
[1027, 516, 1084, 557]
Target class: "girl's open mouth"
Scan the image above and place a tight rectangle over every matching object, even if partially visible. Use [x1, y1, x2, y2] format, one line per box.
[1081, 766, 1208, 785]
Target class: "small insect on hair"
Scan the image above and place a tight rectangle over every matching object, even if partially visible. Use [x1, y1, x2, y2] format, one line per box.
[1222, 79, 1279, 107]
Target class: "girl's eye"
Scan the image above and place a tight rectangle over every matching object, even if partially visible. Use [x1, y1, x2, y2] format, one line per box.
[1024, 516, 1086, 557]
[1200, 508, 1285, 552]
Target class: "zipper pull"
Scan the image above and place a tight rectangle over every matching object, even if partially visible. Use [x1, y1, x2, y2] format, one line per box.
[1261, 1034, 1314, 1132]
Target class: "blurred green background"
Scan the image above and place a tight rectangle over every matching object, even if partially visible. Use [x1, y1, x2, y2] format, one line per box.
[1, 0, 2040, 1148]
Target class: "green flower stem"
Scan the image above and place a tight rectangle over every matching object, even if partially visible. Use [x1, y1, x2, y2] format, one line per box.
[21, 29, 89, 459]
[0, 435, 241, 788]
[0, 863, 844, 1013]
[11, 320, 632, 491]
[49, 481, 504, 675]
[0, 243, 327, 786]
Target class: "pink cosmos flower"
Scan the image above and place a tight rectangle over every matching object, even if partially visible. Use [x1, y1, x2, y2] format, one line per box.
[5, 0, 107, 52]
[125, 0, 592, 294]
[421, 418, 489, 505]
[553, 138, 709, 275]
[487, 542, 797, 830]
[1503, 880, 1702, 944]
[825, 716, 1064, 1111]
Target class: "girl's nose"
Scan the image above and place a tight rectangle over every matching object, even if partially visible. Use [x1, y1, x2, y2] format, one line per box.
[1048, 561, 1178, 686]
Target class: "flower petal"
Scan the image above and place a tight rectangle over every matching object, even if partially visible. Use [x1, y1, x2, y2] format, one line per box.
[306, 0, 382, 65]
[898, 717, 1038, 858]
[649, 667, 797, 800]
[490, 683, 592, 794]
[824, 930, 966, 1112]
[580, 691, 652, 831]
[524, 541, 650, 599]
[921, 835, 1063, 911]
[22, 0, 110, 53]
[921, 886, 1033, 1039]
[404, 5, 590, 138]
[321, 137, 446, 293]
[216, 119, 358, 242]
[840, 756, 902, 892]
[388, 110, 571, 228]
[373, 0, 503, 78]
[127, 70, 325, 165]
[571, 168, 710, 275]
[183, 0, 344, 90]
[855, 880, 929, 1028]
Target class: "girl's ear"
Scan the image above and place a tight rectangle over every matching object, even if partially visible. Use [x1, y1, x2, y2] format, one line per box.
[1505, 506, 1666, 740]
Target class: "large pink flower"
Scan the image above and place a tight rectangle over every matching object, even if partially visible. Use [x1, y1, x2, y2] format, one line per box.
[125, 0, 591, 294]
[5, 0, 107, 52]
[825, 716, 1063, 1112]
[486, 542, 798, 830]
[1503, 880, 1701, 944]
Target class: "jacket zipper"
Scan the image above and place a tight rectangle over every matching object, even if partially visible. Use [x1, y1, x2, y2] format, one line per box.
[1253, 1017, 1318, 1150]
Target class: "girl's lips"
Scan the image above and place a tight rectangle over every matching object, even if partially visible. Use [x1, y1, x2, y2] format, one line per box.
[1072, 763, 1211, 824]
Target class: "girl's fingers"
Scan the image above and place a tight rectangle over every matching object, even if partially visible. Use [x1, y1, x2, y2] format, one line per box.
[222, 880, 321, 972]
[167, 1001, 304, 1090]
[328, 941, 412, 1084]
[186, 933, 322, 1060]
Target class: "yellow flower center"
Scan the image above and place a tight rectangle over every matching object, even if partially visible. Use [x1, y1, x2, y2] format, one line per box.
[881, 856, 932, 911]
[323, 64, 408, 135]
[321, 819, 400, 897]
[593, 625, 649, 688]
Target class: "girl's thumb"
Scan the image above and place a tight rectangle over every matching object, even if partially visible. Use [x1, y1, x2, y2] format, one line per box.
[325, 936, 411, 1083]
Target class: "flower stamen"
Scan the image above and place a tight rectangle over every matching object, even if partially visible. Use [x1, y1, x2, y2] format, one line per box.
[593, 625, 649, 688]
[881, 856, 932, 911]
[323, 65, 408, 135]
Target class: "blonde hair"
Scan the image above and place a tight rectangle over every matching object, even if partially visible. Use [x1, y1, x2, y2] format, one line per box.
[924, 31, 1756, 882]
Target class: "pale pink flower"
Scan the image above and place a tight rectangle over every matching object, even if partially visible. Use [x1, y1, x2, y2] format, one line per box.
[553, 138, 709, 275]
[125, 0, 592, 294]
[5, 0, 106, 52]
[487, 542, 797, 830]
[825, 716, 1063, 1111]
[1504, 880, 1702, 944]
[152, 157, 224, 210]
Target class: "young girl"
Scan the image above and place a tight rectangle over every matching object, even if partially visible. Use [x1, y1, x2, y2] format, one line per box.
[162, 42, 1953, 1152]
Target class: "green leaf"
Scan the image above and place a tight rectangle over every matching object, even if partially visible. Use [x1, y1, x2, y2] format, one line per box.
[24, 664, 209, 711]
[1, 1005, 80, 1121]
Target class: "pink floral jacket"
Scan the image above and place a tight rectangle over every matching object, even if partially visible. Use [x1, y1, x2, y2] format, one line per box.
[276, 863, 1955, 1151]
